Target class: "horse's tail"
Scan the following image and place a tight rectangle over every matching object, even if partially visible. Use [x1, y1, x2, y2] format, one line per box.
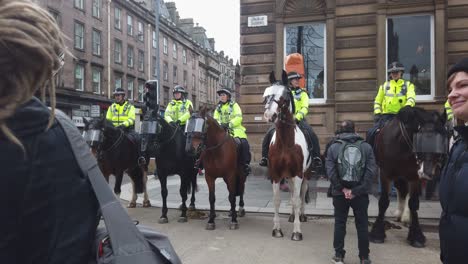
[187, 173, 199, 194]
[129, 166, 144, 194]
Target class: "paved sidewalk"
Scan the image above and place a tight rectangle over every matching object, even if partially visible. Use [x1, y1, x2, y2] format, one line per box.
[120, 167, 442, 219]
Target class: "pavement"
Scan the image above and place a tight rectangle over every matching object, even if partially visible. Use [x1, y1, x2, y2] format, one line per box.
[120, 165, 442, 219]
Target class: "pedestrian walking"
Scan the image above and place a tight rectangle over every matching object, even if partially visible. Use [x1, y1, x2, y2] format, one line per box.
[326, 120, 377, 264]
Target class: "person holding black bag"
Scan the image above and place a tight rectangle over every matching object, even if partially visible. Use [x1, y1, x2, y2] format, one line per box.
[0, 1, 99, 263]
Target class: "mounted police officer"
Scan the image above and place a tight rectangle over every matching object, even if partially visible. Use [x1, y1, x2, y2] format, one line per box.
[259, 71, 321, 169]
[106, 87, 144, 164]
[214, 87, 251, 176]
[367, 62, 416, 146]
[165, 85, 193, 128]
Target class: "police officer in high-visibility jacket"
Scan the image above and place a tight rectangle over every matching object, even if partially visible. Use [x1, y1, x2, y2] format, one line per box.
[445, 100, 454, 122]
[214, 87, 251, 176]
[106, 87, 136, 130]
[106, 87, 145, 164]
[367, 62, 416, 146]
[164, 85, 193, 127]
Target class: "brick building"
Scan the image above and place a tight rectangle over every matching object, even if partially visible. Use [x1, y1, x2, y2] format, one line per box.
[240, 0, 468, 161]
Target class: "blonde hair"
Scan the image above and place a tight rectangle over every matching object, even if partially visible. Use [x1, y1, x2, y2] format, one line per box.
[0, 0, 67, 149]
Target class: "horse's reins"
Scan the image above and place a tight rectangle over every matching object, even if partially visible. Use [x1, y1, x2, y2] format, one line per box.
[101, 128, 125, 152]
[203, 131, 232, 152]
[274, 99, 296, 127]
[399, 121, 416, 153]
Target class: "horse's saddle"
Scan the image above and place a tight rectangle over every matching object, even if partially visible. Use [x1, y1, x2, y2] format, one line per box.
[125, 131, 141, 148]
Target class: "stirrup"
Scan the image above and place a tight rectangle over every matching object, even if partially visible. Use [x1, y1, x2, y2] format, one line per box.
[137, 156, 146, 166]
[312, 157, 322, 168]
[259, 157, 268, 167]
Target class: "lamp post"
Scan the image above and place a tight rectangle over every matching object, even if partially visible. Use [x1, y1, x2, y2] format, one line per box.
[153, 0, 161, 106]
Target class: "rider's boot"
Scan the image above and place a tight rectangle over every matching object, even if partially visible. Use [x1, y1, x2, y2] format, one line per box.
[138, 156, 146, 166]
[259, 157, 268, 167]
[244, 163, 251, 176]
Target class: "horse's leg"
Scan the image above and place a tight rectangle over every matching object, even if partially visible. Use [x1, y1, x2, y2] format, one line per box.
[393, 178, 408, 222]
[178, 175, 189, 223]
[369, 174, 391, 243]
[228, 185, 238, 230]
[299, 178, 308, 222]
[189, 170, 197, 210]
[288, 180, 295, 223]
[142, 169, 151, 207]
[238, 194, 245, 217]
[206, 175, 216, 230]
[128, 178, 137, 208]
[114, 172, 124, 197]
[158, 174, 169, 224]
[291, 176, 303, 241]
[407, 181, 426, 248]
[272, 180, 283, 238]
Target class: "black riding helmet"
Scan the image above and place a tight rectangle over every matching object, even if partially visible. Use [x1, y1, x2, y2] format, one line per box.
[287, 71, 302, 80]
[216, 87, 232, 97]
[388, 62, 405, 73]
[173, 85, 187, 97]
[113, 87, 126, 96]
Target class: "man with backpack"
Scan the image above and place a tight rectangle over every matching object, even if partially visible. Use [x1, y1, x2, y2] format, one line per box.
[326, 120, 377, 264]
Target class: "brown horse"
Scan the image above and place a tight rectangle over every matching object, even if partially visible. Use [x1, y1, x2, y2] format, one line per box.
[263, 71, 312, 241]
[369, 106, 447, 247]
[83, 118, 150, 208]
[185, 107, 246, 230]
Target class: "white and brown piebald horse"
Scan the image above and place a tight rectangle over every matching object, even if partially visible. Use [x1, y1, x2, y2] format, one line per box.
[263, 71, 312, 241]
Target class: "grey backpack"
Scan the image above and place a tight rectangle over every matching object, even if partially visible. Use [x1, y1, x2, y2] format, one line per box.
[336, 139, 366, 183]
[54, 110, 181, 264]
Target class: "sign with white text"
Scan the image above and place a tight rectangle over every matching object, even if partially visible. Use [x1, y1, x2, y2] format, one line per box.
[248, 15, 268, 27]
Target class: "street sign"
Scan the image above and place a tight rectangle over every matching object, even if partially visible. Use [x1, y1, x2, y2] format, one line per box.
[248, 15, 268, 27]
[90, 105, 100, 117]
[72, 116, 84, 127]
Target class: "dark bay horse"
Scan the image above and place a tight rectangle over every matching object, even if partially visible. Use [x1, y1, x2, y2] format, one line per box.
[369, 106, 447, 247]
[82, 118, 150, 208]
[262, 71, 312, 241]
[185, 108, 246, 230]
[140, 112, 198, 223]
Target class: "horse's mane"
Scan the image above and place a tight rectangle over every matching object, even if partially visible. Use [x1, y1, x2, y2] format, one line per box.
[397, 106, 446, 133]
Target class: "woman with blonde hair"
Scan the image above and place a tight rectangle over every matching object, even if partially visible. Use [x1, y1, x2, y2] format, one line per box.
[0, 1, 98, 263]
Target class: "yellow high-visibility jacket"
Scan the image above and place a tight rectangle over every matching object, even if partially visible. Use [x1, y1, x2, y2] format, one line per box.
[164, 99, 193, 125]
[106, 101, 135, 128]
[374, 79, 416, 114]
[214, 101, 247, 139]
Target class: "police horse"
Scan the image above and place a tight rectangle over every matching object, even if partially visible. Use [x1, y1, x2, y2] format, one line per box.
[82, 118, 150, 208]
[263, 71, 313, 241]
[369, 106, 447, 247]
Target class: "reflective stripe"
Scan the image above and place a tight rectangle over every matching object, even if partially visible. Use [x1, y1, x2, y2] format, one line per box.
[374, 106, 381, 110]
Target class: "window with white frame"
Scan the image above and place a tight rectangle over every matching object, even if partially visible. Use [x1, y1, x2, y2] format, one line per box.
[163, 37, 168, 54]
[127, 45, 134, 68]
[183, 49, 187, 64]
[137, 21, 144, 42]
[152, 31, 157, 48]
[92, 0, 101, 18]
[74, 21, 84, 50]
[387, 14, 434, 99]
[92, 67, 102, 94]
[138, 81, 144, 102]
[163, 61, 168, 80]
[173, 43, 177, 59]
[114, 7, 121, 30]
[49, 9, 61, 26]
[114, 39, 122, 64]
[152, 56, 157, 77]
[127, 15, 133, 36]
[183, 70, 187, 87]
[173, 65, 178, 83]
[127, 77, 134, 100]
[284, 23, 326, 102]
[138, 50, 144, 72]
[115, 73, 122, 89]
[92, 29, 101, 56]
[75, 64, 84, 91]
[74, 0, 84, 10]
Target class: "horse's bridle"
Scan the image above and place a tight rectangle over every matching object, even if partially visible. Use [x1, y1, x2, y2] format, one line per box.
[97, 127, 125, 160]
[267, 96, 296, 127]
[188, 117, 232, 157]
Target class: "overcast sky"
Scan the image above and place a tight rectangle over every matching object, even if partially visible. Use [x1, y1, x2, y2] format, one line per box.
[167, 0, 240, 63]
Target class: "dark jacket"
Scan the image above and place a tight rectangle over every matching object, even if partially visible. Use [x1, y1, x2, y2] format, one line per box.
[326, 133, 377, 197]
[439, 126, 468, 263]
[0, 97, 99, 264]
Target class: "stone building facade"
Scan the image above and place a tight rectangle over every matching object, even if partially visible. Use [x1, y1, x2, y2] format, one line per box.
[37, 0, 237, 127]
[240, 0, 468, 161]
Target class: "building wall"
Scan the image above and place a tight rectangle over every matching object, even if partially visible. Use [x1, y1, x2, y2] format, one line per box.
[240, 0, 467, 161]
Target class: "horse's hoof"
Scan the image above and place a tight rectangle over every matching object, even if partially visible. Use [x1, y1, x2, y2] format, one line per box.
[409, 240, 425, 248]
[299, 214, 307, 222]
[272, 228, 284, 238]
[158, 217, 169, 224]
[238, 208, 246, 217]
[229, 222, 239, 230]
[288, 214, 295, 223]
[206, 222, 216, 230]
[127, 202, 136, 208]
[291, 232, 303, 241]
[178, 216, 188, 223]
[143, 200, 151, 208]
[188, 205, 196, 211]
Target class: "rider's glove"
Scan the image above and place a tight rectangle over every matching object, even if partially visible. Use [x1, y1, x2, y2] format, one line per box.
[175, 120, 181, 125]
[221, 123, 229, 130]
